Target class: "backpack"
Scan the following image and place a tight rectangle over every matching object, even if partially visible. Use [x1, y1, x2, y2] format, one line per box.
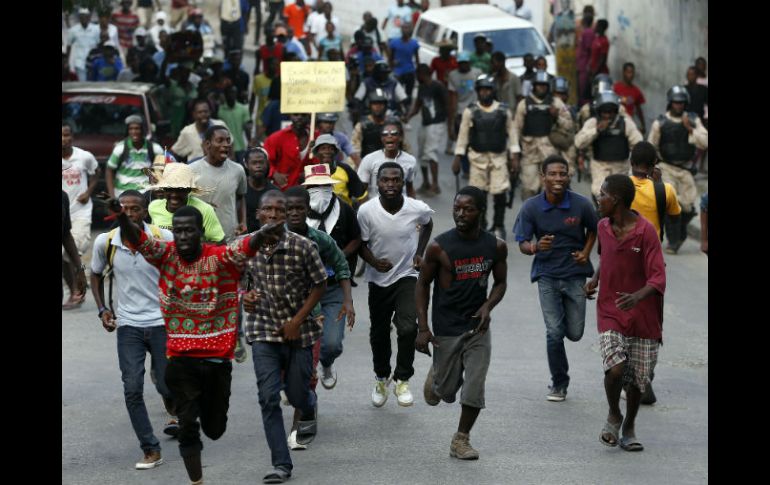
[117, 138, 156, 171]
[103, 225, 163, 312]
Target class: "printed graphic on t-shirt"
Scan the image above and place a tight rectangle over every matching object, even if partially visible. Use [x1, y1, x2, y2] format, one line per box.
[454, 256, 492, 287]
[62, 168, 82, 186]
[563, 216, 582, 226]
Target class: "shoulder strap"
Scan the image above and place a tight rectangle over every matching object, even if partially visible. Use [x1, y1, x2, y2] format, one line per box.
[117, 138, 131, 170]
[104, 228, 119, 313]
[653, 181, 666, 242]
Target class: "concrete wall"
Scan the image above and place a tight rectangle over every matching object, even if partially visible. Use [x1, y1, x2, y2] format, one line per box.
[569, 0, 708, 130]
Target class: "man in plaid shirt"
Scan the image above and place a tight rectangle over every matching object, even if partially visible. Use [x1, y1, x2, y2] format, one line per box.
[242, 189, 327, 484]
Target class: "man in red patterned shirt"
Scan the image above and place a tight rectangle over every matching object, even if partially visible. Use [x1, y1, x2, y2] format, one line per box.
[115, 202, 282, 485]
[112, 0, 140, 51]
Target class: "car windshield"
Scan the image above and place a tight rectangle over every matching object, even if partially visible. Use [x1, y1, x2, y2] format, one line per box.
[463, 28, 550, 58]
[61, 93, 143, 136]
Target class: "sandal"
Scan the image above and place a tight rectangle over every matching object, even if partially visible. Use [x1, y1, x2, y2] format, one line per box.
[62, 292, 86, 310]
[619, 435, 644, 452]
[599, 415, 623, 447]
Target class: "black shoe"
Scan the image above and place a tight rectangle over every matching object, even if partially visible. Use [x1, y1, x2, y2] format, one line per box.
[163, 418, 179, 437]
[640, 384, 657, 405]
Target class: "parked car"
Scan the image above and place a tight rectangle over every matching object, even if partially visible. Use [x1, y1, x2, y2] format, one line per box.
[414, 4, 556, 77]
[62, 82, 174, 228]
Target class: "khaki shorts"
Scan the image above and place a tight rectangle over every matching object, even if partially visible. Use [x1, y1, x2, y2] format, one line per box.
[518, 163, 542, 196]
[468, 149, 510, 195]
[417, 123, 448, 167]
[431, 329, 491, 409]
[590, 160, 631, 199]
[62, 218, 92, 261]
[658, 162, 697, 212]
[599, 330, 659, 393]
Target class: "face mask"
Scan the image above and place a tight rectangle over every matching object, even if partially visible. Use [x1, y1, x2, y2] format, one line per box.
[308, 186, 333, 213]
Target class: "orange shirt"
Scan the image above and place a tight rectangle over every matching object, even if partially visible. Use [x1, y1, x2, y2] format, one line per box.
[284, 3, 310, 38]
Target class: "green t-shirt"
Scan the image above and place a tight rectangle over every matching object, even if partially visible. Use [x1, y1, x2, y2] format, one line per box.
[217, 102, 251, 152]
[470, 52, 492, 75]
[107, 139, 164, 196]
[148, 196, 226, 243]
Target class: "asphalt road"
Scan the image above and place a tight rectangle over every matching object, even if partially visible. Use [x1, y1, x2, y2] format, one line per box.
[62, 116, 708, 484]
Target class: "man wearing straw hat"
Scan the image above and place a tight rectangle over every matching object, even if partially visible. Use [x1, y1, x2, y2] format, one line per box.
[111, 193, 284, 485]
[147, 162, 226, 244]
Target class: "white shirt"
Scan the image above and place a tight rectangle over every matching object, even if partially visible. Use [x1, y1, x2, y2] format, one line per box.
[307, 13, 340, 37]
[62, 147, 99, 221]
[67, 22, 100, 69]
[91, 224, 173, 328]
[357, 150, 416, 197]
[386, 5, 413, 39]
[150, 24, 174, 48]
[357, 197, 434, 287]
[508, 3, 533, 21]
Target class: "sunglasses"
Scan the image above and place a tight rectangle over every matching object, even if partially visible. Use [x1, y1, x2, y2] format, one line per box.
[381, 130, 401, 136]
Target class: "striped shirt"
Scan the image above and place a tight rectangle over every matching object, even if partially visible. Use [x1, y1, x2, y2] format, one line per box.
[107, 139, 163, 196]
[111, 11, 140, 50]
[244, 231, 328, 348]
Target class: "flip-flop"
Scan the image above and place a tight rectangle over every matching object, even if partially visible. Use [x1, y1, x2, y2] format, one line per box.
[619, 436, 644, 452]
[62, 292, 86, 310]
[599, 415, 623, 447]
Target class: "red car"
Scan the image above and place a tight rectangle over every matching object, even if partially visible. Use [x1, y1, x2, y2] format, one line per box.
[62, 82, 174, 227]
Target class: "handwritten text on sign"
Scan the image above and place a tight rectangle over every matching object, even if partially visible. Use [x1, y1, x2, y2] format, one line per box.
[280, 62, 346, 113]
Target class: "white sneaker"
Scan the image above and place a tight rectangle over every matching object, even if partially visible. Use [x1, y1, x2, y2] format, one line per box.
[321, 365, 337, 390]
[393, 379, 414, 407]
[287, 430, 307, 450]
[280, 390, 289, 406]
[371, 377, 390, 407]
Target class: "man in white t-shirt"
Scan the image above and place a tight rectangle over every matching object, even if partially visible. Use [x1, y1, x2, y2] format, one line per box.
[357, 120, 416, 199]
[508, 0, 533, 21]
[357, 162, 434, 408]
[67, 8, 100, 81]
[382, 0, 413, 40]
[189, 125, 248, 243]
[62, 122, 100, 310]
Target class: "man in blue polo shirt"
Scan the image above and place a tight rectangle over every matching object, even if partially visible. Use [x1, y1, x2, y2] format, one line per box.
[513, 155, 598, 402]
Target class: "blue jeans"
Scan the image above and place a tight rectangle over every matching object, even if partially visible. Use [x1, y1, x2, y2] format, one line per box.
[251, 342, 317, 471]
[116, 325, 173, 453]
[319, 284, 345, 368]
[537, 277, 587, 390]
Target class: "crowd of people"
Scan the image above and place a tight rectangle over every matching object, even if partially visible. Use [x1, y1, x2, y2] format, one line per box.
[63, 1, 708, 484]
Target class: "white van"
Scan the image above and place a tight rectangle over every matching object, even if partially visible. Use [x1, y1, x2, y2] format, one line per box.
[414, 4, 556, 77]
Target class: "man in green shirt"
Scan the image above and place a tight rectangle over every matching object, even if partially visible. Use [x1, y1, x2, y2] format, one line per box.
[146, 163, 226, 244]
[218, 86, 253, 163]
[469, 34, 492, 74]
[106, 115, 164, 197]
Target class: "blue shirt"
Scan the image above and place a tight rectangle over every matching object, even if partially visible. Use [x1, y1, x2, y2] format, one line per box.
[91, 57, 124, 81]
[513, 191, 598, 282]
[388, 37, 419, 76]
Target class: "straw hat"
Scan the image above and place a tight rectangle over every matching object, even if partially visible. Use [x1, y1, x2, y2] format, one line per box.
[301, 164, 336, 186]
[146, 162, 213, 194]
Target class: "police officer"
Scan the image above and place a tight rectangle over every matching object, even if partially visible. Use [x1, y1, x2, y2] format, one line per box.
[354, 60, 409, 117]
[351, 88, 390, 161]
[576, 73, 627, 130]
[549, 77, 578, 178]
[648, 85, 708, 254]
[317, 112, 361, 167]
[575, 90, 643, 201]
[452, 74, 521, 240]
[513, 70, 572, 201]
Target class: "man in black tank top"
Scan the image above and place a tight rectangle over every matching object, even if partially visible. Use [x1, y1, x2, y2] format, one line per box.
[415, 186, 508, 460]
